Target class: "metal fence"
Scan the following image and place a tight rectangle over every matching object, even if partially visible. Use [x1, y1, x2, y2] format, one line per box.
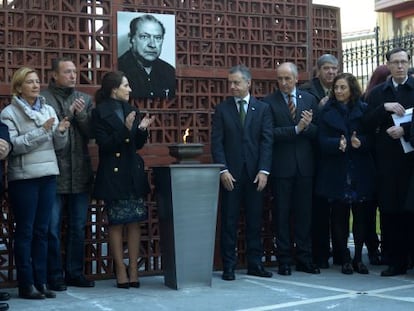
[342, 32, 414, 90]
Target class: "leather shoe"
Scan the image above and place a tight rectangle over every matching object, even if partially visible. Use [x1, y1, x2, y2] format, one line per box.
[222, 268, 235, 281]
[278, 264, 292, 276]
[66, 275, 95, 287]
[0, 293, 9, 301]
[35, 284, 56, 298]
[0, 303, 8, 311]
[18, 285, 45, 299]
[48, 279, 67, 291]
[247, 265, 273, 278]
[352, 261, 369, 274]
[296, 262, 320, 274]
[341, 262, 353, 275]
[381, 266, 406, 277]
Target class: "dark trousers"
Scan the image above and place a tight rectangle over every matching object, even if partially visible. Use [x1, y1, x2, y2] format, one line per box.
[365, 200, 380, 255]
[331, 201, 368, 264]
[48, 192, 89, 281]
[9, 176, 56, 287]
[272, 176, 313, 265]
[311, 195, 331, 264]
[381, 211, 414, 269]
[220, 168, 264, 269]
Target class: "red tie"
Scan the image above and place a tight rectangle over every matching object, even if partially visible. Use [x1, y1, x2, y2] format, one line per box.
[287, 94, 296, 120]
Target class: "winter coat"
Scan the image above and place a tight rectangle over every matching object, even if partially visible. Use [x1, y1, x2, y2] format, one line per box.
[41, 82, 94, 193]
[0, 95, 68, 181]
[91, 98, 150, 201]
[364, 77, 414, 212]
[315, 99, 376, 203]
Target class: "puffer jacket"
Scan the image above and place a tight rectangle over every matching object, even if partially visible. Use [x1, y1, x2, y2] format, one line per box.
[0, 95, 68, 181]
[41, 82, 94, 193]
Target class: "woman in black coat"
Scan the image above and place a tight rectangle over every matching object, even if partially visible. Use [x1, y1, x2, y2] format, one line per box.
[92, 71, 154, 288]
[315, 73, 376, 275]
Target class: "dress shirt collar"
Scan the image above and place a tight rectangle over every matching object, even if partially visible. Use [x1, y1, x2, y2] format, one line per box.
[234, 94, 250, 105]
[392, 76, 408, 88]
[283, 88, 297, 101]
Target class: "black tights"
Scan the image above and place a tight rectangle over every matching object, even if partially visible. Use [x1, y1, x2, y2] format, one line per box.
[331, 201, 368, 264]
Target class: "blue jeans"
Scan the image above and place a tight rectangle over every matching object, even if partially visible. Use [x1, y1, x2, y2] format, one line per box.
[47, 192, 89, 281]
[9, 176, 56, 287]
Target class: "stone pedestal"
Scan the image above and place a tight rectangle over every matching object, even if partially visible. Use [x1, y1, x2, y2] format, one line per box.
[153, 164, 221, 289]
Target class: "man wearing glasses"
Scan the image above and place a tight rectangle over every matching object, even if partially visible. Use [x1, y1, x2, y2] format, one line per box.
[118, 14, 176, 99]
[364, 47, 414, 277]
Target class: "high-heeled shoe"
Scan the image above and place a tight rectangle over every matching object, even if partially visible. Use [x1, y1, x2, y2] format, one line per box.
[129, 281, 140, 288]
[116, 282, 130, 289]
[114, 262, 129, 289]
[127, 265, 140, 288]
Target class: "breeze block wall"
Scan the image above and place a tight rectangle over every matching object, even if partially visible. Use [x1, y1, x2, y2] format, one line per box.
[0, 0, 341, 287]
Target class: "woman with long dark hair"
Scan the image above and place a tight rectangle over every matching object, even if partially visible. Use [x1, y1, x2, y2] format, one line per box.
[92, 71, 154, 288]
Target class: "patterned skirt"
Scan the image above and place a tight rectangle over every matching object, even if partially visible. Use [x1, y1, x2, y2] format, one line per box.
[105, 197, 148, 225]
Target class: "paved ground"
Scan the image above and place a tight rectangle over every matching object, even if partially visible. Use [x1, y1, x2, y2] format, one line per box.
[4, 256, 414, 311]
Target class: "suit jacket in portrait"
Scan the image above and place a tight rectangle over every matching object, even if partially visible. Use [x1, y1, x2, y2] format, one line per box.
[211, 96, 273, 181]
[263, 89, 318, 179]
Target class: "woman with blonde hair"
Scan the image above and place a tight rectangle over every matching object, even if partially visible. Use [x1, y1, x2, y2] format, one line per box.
[1, 67, 70, 299]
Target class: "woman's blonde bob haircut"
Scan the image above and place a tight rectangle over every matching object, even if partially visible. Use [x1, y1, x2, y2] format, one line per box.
[11, 67, 37, 96]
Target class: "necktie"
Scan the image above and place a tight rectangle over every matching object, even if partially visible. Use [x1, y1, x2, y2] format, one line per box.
[287, 94, 296, 120]
[238, 99, 246, 125]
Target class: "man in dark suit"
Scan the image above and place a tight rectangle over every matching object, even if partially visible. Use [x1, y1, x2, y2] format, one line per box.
[211, 65, 273, 281]
[300, 54, 339, 107]
[364, 47, 414, 276]
[300, 54, 339, 268]
[263, 62, 320, 276]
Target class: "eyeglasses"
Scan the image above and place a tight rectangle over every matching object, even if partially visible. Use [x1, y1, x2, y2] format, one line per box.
[388, 60, 409, 66]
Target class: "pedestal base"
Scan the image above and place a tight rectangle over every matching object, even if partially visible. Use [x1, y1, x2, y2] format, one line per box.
[153, 164, 221, 289]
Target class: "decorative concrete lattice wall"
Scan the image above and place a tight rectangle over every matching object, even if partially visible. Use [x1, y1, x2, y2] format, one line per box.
[0, 0, 341, 287]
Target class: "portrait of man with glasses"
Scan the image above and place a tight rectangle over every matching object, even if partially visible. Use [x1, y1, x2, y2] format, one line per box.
[118, 13, 176, 99]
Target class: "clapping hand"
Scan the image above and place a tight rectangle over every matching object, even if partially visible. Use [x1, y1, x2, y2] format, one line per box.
[351, 131, 361, 149]
[138, 114, 155, 130]
[339, 134, 347, 152]
[43, 117, 55, 131]
[0, 139, 10, 160]
[69, 96, 86, 116]
[58, 117, 71, 133]
[125, 111, 136, 131]
[297, 109, 313, 132]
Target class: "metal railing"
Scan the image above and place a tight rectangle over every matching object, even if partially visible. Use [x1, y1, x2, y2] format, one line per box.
[342, 32, 414, 90]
